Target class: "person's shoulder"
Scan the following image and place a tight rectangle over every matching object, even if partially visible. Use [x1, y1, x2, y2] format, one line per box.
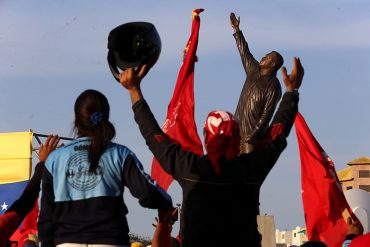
[106, 142, 138, 159]
[45, 138, 89, 163]
[108, 142, 130, 152]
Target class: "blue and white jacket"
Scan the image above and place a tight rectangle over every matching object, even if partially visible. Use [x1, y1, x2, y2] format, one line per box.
[38, 137, 172, 247]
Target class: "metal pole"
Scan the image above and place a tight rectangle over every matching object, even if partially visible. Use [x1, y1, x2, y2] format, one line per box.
[34, 133, 75, 141]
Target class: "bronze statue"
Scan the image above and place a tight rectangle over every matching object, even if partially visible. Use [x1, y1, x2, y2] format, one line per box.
[230, 12, 283, 154]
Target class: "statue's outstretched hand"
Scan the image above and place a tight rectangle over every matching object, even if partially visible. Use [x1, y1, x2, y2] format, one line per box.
[281, 57, 304, 91]
[230, 12, 240, 33]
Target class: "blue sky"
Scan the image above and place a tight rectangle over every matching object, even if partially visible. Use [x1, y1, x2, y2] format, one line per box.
[1, 0, 370, 237]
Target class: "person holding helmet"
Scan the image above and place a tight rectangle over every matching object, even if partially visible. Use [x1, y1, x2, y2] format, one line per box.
[119, 54, 304, 247]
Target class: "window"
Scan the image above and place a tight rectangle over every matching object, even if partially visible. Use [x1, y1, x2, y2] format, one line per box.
[282, 234, 284, 239]
[359, 185, 370, 192]
[359, 170, 370, 178]
[294, 233, 296, 237]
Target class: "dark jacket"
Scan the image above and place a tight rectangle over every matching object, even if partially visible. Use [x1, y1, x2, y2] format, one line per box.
[133, 91, 298, 247]
[234, 30, 282, 152]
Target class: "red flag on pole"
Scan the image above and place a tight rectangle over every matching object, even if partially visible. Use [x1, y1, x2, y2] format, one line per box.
[295, 112, 358, 247]
[151, 9, 204, 190]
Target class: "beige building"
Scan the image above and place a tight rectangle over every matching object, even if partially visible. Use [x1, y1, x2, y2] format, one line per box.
[257, 215, 277, 247]
[275, 226, 308, 247]
[337, 156, 370, 193]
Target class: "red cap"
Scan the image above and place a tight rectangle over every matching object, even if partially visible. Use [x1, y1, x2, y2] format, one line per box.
[204, 110, 240, 173]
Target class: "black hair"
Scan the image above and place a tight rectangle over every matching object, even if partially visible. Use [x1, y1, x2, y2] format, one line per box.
[74, 89, 116, 173]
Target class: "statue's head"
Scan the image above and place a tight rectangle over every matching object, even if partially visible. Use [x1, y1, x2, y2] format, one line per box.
[259, 51, 284, 74]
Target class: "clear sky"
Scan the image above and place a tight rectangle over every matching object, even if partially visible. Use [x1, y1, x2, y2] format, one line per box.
[1, 0, 370, 238]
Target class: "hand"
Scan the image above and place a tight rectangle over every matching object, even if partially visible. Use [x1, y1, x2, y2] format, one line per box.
[346, 217, 364, 236]
[230, 12, 240, 33]
[281, 57, 304, 91]
[119, 65, 150, 104]
[119, 64, 150, 91]
[38, 135, 60, 162]
[157, 207, 178, 225]
[152, 208, 177, 247]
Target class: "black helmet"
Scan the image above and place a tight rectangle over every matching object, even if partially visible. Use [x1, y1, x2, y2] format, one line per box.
[107, 22, 161, 82]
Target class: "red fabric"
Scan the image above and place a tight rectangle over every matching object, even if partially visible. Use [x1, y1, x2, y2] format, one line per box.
[349, 233, 370, 247]
[0, 211, 20, 247]
[151, 9, 204, 190]
[9, 201, 38, 245]
[204, 110, 240, 173]
[295, 112, 358, 247]
[268, 123, 284, 141]
[255, 123, 285, 150]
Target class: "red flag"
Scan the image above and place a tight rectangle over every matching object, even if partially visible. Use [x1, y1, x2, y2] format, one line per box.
[9, 201, 38, 246]
[0, 212, 19, 246]
[151, 9, 204, 190]
[295, 112, 358, 247]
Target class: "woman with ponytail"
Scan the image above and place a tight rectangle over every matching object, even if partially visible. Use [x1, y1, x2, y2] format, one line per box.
[38, 89, 172, 247]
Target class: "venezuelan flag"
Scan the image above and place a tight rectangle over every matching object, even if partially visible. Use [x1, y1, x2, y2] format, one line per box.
[0, 132, 32, 216]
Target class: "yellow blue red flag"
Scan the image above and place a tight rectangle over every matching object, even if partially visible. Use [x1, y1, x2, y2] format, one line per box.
[0, 132, 32, 218]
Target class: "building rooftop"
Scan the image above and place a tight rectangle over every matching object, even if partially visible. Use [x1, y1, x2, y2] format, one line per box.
[347, 156, 370, 165]
[337, 166, 353, 181]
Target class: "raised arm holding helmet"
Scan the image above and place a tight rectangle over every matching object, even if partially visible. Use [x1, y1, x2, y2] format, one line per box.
[119, 56, 304, 247]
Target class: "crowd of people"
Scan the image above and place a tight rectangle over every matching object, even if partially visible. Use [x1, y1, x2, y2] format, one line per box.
[0, 11, 368, 247]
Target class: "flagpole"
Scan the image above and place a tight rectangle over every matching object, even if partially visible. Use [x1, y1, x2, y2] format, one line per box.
[33, 133, 74, 141]
[32, 132, 73, 152]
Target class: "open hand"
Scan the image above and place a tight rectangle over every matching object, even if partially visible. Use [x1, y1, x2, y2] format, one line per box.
[281, 57, 304, 91]
[230, 12, 240, 33]
[119, 65, 150, 91]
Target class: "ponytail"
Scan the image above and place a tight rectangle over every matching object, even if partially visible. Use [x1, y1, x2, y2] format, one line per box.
[74, 90, 116, 173]
[88, 120, 115, 172]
